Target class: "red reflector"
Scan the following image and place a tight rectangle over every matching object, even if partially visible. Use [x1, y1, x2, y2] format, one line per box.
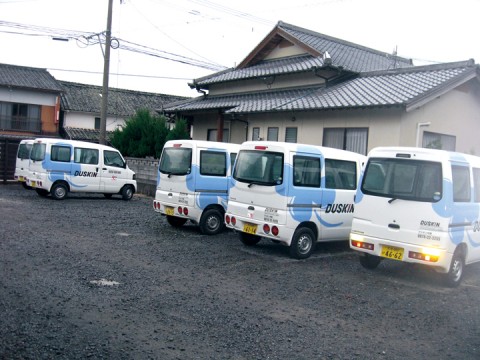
[225, 215, 230, 224]
[231, 217, 236, 226]
[178, 206, 183, 214]
[272, 226, 279, 236]
[254, 146, 268, 150]
[173, 144, 182, 148]
[183, 207, 188, 216]
[263, 224, 270, 234]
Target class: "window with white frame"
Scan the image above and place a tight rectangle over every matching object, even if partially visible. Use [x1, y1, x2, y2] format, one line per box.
[252, 127, 260, 141]
[423, 131, 456, 151]
[207, 129, 229, 142]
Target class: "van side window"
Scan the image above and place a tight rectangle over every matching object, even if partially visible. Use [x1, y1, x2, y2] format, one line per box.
[74, 148, 99, 165]
[51, 145, 71, 162]
[293, 156, 320, 188]
[473, 168, 480, 202]
[452, 165, 471, 202]
[200, 151, 226, 176]
[104, 150, 125, 168]
[325, 159, 357, 190]
[230, 153, 237, 170]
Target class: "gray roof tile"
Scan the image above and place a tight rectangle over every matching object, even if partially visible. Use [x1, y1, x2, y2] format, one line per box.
[165, 61, 477, 114]
[0, 63, 63, 92]
[60, 81, 188, 117]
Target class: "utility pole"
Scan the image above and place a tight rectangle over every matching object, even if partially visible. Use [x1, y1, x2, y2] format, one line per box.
[99, 0, 113, 145]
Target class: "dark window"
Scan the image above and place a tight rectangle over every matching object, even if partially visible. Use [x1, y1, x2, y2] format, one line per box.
[200, 151, 227, 176]
[267, 127, 279, 141]
[285, 127, 297, 143]
[51, 145, 71, 162]
[159, 147, 192, 175]
[94, 117, 101, 130]
[207, 129, 229, 142]
[74, 147, 99, 165]
[452, 165, 471, 202]
[423, 131, 456, 151]
[104, 150, 125, 168]
[293, 155, 320, 188]
[473, 168, 480, 203]
[252, 127, 260, 141]
[17, 143, 32, 160]
[0, 101, 41, 132]
[233, 150, 283, 186]
[30, 143, 46, 161]
[325, 159, 357, 190]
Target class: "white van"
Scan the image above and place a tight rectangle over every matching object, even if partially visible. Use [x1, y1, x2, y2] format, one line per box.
[14, 139, 33, 188]
[350, 147, 480, 287]
[27, 138, 137, 200]
[153, 140, 240, 235]
[225, 141, 366, 259]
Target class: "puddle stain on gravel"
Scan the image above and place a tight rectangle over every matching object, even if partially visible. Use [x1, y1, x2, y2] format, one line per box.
[90, 279, 120, 286]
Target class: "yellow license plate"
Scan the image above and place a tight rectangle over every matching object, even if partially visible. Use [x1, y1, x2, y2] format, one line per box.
[165, 206, 174, 216]
[30, 181, 36, 187]
[19, 176, 25, 182]
[243, 223, 257, 235]
[381, 245, 404, 261]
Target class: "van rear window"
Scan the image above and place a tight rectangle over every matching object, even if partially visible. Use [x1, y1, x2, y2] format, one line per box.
[30, 143, 46, 161]
[362, 158, 442, 202]
[233, 150, 283, 186]
[159, 147, 192, 176]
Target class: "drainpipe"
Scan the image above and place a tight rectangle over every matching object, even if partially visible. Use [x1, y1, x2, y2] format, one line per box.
[416, 122, 431, 148]
[217, 111, 224, 142]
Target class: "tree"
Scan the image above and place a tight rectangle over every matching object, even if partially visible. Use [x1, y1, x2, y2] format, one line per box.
[166, 118, 190, 142]
[111, 108, 168, 158]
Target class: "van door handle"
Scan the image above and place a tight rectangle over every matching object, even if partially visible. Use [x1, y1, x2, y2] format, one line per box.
[248, 206, 255, 210]
[388, 223, 400, 230]
[102, 167, 107, 170]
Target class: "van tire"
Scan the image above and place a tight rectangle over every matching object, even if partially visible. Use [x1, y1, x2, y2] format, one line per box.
[239, 232, 261, 246]
[199, 208, 224, 235]
[51, 183, 68, 200]
[359, 254, 382, 269]
[166, 216, 187, 228]
[289, 227, 315, 259]
[35, 189, 49, 197]
[444, 249, 465, 287]
[121, 185, 134, 201]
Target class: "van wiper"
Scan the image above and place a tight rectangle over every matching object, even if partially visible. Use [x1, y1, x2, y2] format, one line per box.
[248, 181, 266, 188]
[388, 198, 397, 204]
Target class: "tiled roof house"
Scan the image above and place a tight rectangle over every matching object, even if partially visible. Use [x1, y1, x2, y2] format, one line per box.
[164, 21, 480, 155]
[60, 81, 187, 143]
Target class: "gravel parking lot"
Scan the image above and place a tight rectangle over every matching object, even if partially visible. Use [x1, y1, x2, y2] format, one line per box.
[1, 184, 480, 360]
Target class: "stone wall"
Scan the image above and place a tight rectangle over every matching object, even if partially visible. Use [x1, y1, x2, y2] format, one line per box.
[125, 157, 158, 197]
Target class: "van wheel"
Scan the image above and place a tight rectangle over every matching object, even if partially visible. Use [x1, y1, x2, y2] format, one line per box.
[121, 185, 134, 201]
[359, 253, 382, 269]
[51, 183, 68, 200]
[35, 189, 49, 197]
[199, 208, 224, 235]
[444, 249, 465, 287]
[240, 232, 261, 246]
[166, 216, 187, 228]
[289, 227, 315, 259]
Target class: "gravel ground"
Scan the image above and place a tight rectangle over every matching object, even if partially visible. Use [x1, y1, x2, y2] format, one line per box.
[1, 183, 480, 360]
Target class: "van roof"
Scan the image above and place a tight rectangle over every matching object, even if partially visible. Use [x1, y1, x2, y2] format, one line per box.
[32, 138, 119, 152]
[368, 146, 480, 164]
[240, 141, 367, 162]
[164, 139, 241, 151]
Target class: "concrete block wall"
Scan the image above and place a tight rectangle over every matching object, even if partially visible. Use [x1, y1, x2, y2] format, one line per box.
[125, 157, 158, 197]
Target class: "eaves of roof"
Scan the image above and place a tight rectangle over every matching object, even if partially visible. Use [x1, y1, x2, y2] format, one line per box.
[165, 61, 478, 115]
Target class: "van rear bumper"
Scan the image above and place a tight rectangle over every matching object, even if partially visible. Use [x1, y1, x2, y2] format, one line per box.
[349, 233, 452, 273]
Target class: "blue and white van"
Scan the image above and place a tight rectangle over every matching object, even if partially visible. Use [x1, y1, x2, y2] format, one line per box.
[225, 141, 366, 259]
[27, 138, 137, 200]
[14, 139, 33, 188]
[350, 147, 480, 286]
[153, 140, 240, 235]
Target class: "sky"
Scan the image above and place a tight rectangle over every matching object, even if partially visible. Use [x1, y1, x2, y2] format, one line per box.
[1, 0, 479, 97]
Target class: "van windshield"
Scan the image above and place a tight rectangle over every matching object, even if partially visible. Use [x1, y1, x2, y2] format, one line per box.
[233, 150, 283, 186]
[30, 143, 46, 161]
[159, 147, 192, 176]
[362, 158, 442, 202]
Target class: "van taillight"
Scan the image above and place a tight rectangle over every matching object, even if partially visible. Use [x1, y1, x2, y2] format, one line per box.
[272, 226, 279, 236]
[351, 240, 374, 251]
[263, 224, 270, 234]
[183, 207, 189, 216]
[173, 144, 182, 148]
[225, 215, 231, 224]
[231, 217, 236, 226]
[254, 146, 267, 150]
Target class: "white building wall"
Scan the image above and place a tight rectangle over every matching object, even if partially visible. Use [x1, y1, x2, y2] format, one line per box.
[0, 87, 57, 106]
[63, 111, 126, 131]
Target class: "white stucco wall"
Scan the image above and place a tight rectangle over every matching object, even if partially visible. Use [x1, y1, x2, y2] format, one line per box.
[63, 111, 126, 131]
[0, 87, 58, 106]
